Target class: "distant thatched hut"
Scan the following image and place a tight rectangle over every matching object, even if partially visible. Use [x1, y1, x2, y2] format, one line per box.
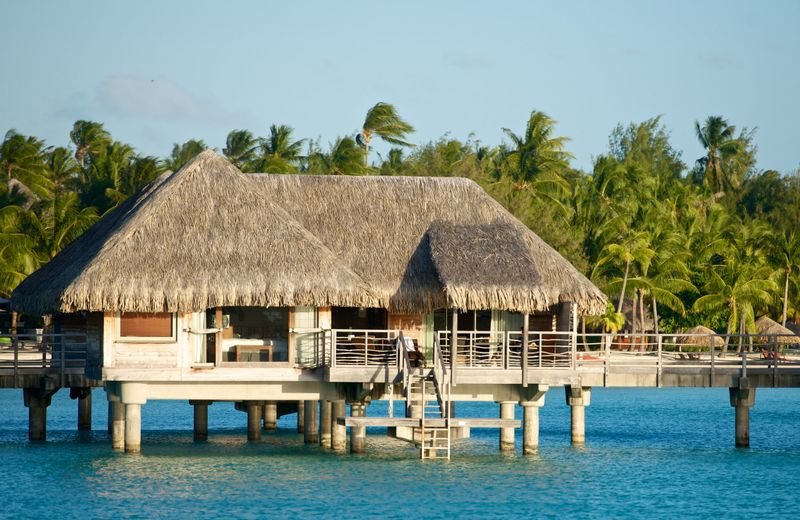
[756, 316, 800, 345]
[677, 325, 724, 347]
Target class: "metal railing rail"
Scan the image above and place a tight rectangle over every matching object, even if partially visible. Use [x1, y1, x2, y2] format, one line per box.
[0, 333, 89, 387]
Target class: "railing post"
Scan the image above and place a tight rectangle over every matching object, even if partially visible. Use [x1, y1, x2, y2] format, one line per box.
[60, 335, 66, 387]
[503, 331, 509, 371]
[331, 331, 337, 368]
[364, 332, 368, 366]
[604, 334, 611, 387]
[657, 334, 663, 388]
[741, 347, 747, 379]
[521, 313, 529, 387]
[710, 336, 716, 387]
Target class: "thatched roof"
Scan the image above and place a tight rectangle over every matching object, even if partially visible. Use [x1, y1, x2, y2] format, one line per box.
[13, 150, 607, 315]
[756, 316, 800, 344]
[677, 325, 724, 347]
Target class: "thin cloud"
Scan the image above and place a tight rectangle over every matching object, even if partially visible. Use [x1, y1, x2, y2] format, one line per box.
[97, 74, 245, 124]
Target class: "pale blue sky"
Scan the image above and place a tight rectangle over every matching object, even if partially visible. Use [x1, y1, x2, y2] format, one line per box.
[2, 0, 798, 172]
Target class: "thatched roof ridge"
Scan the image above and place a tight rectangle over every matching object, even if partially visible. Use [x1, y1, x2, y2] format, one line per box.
[677, 325, 724, 347]
[12, 150, 373, 314]
[251, 173, 606, 314]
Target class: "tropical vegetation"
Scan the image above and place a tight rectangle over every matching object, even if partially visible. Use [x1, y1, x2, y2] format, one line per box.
[3, 104, 800, 335]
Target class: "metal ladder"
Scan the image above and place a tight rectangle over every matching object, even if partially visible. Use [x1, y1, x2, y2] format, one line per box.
[418, 370, 450, 460]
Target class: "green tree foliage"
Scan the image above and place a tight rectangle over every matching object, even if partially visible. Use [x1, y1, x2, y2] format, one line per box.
[1, 111, 798, 334]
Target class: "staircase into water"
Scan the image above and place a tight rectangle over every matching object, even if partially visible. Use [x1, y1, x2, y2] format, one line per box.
[407, 367, 451, 460]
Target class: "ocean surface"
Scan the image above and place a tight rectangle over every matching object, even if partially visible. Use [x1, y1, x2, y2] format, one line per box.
[0, 387, 798, 519]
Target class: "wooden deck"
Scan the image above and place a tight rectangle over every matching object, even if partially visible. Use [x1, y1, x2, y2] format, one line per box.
[337, 417, 520, 428]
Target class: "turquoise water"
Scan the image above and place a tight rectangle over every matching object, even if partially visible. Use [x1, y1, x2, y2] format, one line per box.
[1, 388, 798, 519]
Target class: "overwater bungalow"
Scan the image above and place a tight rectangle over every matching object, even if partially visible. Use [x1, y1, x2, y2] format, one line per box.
[8, 151, 800, 458]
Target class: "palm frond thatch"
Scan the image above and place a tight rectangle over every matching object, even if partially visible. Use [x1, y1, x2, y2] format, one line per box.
[755, 315, 800, 345]
[677, 325, 724, 347]
[13, 150, 607, 315]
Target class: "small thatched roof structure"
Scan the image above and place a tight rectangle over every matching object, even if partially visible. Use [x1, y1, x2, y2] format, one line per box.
[755, 316, 800, 345]
[677, 325, 724, 347]
[13, 150, 607, 315]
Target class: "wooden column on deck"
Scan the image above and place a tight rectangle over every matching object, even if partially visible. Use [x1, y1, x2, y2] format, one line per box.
[214, 307, 223, 367]
[522, 313, 529, 387]
[450, 310, 458, 387]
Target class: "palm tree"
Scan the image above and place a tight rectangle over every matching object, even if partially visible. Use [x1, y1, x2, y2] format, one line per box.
[357, 102, 415, 169]
[771, 231, 800, 326]
[592, 232, 656, 313]
[164, 139, 208, 171]
[0, 130, 52, 200]
[223, 130, 259, 172]
[307, 137, 364, 175]
[258, 124, 305, 173]
[694, 116, 749, 195]
[692, 260, 777, 355]
[501, 110, 573, 191]
[69, 120, 111, 168]
[23, 193, 98, 260]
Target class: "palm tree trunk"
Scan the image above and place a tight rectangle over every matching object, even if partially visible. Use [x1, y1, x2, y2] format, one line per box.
[631, 290, 638, 350]
[651, 295, 660, 336]
[617, 260, 630, 313]
[363, 136, 370, 170]
[722, 320, 733, 358]
[639, 289, 646, 348]
[782, 269, 790, 327]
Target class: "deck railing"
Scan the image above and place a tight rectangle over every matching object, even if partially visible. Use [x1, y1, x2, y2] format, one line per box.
[328, 329, 400, 367]
[436, 330, 576, 370]
[0, 333, 89, 386]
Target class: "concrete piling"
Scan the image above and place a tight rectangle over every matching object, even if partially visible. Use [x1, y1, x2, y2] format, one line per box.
[191, 400, 210, 442]
[263, 401, 277, 432]
[297, 400, 305, 433]
[23, 388, 54, 442]
[124, 403, 142, 453]
[111, 401, 125, 450]
[246, 402, 262, 442]
[565, 386, 591, 446]
[320, 400, 332, 448]
[304, 400, 319, 444]
[78, 391, 92, 431]
[730, 384, 756, 448]
[349, 402, 366, 454]
[499, 401, 515, 452]
[331, 400, 346, 451]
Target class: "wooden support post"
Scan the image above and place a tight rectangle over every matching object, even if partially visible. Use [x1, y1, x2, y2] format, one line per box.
[320, 400, 332, 448]
[246, 402, 261, 442]
[499, 401, 515, 452]
[296, 400, 305, 433]
[730, 383, 755, 448]
[125, 403, 142, 453]
[111, 401, 125, 450]
[191, 400, 210, 442]
[350, 402, 366, 454]
[77, 390, 92, 431]
[331, 400, 346, 451]
[263, 401, 277, 432]
[450, 310, 458, 387]
[304, 400, 319, 444]
[565, 386, 590, 446]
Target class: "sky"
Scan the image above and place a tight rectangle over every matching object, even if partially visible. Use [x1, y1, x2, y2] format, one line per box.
[1, 0, 799, 173]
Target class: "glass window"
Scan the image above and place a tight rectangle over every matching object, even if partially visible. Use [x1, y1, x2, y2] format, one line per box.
[120, 312, 173, 338]
[212, 307, 290, 362]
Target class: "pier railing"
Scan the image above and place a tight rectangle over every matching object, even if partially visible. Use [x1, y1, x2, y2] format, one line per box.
[577, 332, 800, 384]
[0, 333, 89, 386]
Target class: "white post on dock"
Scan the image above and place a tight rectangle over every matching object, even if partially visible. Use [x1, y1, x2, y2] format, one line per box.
[111, 401, 125, 450]
[246, 402, 262, 442]
[450, 310, 458, 387]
